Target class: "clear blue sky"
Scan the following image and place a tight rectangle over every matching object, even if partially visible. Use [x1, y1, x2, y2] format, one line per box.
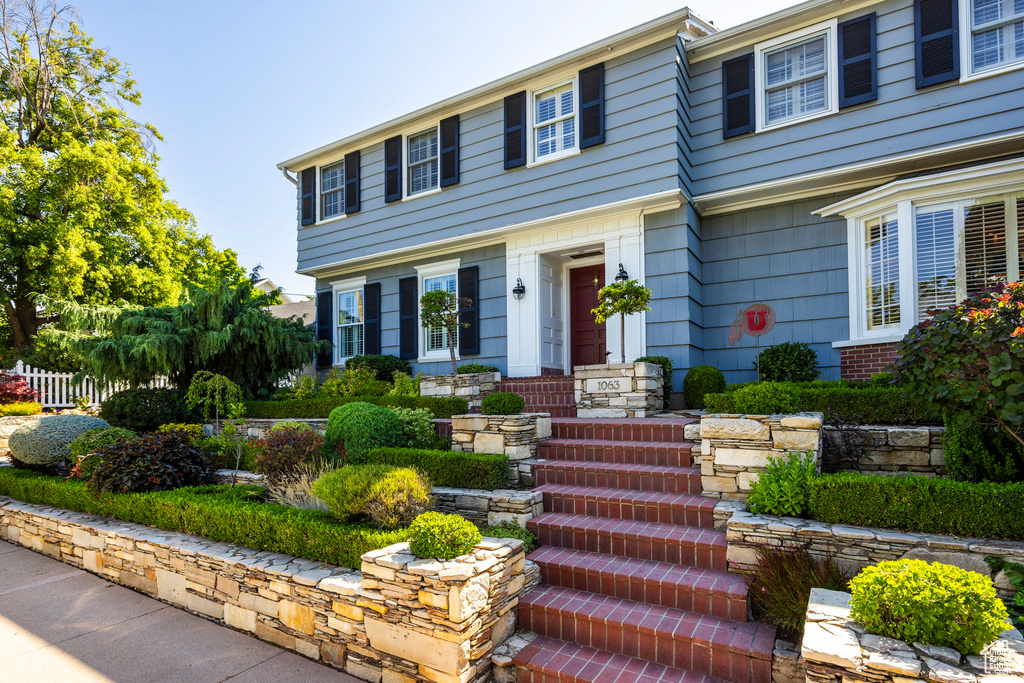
[76, 0, 803, 296]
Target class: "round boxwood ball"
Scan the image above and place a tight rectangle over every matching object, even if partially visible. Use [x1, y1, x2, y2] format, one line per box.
[9, 414, 110, 466]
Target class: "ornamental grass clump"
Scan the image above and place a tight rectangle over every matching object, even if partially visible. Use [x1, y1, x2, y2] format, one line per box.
[849, 559, 1008, 655]
[749, 544, 850, 639]
[408, 511, 482, 560]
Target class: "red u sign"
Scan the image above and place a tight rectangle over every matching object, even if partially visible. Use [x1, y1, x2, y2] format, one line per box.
[746, 309, 769, 332]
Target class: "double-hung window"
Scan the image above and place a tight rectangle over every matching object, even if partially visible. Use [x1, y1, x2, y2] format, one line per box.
[422, 272, 457, 354]
[755, 22, 838, 131]
[967, 0, 1024, 74]
[320, 161, 344, 220]
[863, 213, 902, 331]
[407, 128, 439, 196]
[336, 288, 364, 362]
[531, 80, 577, 163]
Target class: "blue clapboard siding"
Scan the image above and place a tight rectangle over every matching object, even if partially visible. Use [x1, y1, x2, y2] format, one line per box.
[687, 0, 1024, 196]
[298, 39, 683, 273]
[316, 244, 507, 376]
[699, 194, 852, 383]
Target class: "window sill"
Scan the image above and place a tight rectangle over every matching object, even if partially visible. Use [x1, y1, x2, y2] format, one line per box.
[959, 60, 1024, 84]
[756, 106, 838, 134]
[832, 333, 906, 349]
[527, 148, 580, 168]
[403, 188, 442, 202]
[315, 214, 347, 227]
[417, 353, 461, 365]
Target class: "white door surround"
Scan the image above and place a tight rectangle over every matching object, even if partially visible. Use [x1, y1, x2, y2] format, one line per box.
[505, 208, 651, 378]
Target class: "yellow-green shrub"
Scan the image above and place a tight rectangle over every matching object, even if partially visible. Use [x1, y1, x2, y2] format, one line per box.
[408, 512, 481, 560]
[363, 468, 431, 529]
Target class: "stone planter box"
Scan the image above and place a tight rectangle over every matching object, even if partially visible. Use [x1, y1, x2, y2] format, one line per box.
[823, 424, 946, 476]
[696, 413, 823, 500]
[0, 413, 46, 454]
[803, 588, 1024, 683]
[420, 372, 500, 411]
[0, 496, 536, 683]
[450, 413, 551, 464]
[574, 362, 663, 418]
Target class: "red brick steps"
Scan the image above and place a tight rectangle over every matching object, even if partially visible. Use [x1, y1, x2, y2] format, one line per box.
[537, 484, 717, 528]
[529, 546, 748, 621]
[518, 585, 774, 683]
[551, 418, 692, 443]
[497, 376, 576, 417]
[534, 460, 702, 493]
[513, 636, 727, 683]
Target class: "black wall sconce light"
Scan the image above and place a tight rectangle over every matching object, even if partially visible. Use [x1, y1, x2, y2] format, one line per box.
[614, 263, 629, 283]
[512, 278, 526, 300]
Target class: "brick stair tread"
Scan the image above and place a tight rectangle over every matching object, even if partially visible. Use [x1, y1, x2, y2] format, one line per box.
[513, 635, 728, 683]
[537, 485, 717, 527]
[519, 585, 774, 683]
[529, 546, 748, 621]
[541, 438, 694, 450]
[528, 513, 727, 570]
[535, 460, 699, 476]
[533, 460, 701, 494]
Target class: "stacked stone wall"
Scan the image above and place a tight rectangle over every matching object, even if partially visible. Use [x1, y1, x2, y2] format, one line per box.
[420, 372, 500, 411]
[574, 362, 662, 418]
[823, 425, 946, 476]
[450, 414, 551, 486]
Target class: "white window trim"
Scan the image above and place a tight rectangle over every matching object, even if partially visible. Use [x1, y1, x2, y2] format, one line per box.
[527, 75, 581, 167]
[754, 19, 840, 133]
[317, 160, 347, 225]
[414, 259, 462, 363]
[958, 0, 1024, 82]
[330, 276, 367, 366]
[402, 124, 442, 201]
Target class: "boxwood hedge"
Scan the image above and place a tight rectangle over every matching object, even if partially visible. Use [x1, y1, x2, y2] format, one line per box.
[244, 395, 468, 420]
[358, 447, 508, 490]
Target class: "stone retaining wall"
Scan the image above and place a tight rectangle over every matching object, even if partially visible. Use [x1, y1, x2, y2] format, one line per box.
[0, 413, 46, 454]
[450, 414, 551, 475]
[420, 372, 500, 411]
[203, 418, 328, 439]
[722, 507, 1024, 599]
[697, 414, 823, 500]
[823, 425, 946, 476]
[574, 362, 662, 418]
[0, 497, 533, 683]
[803, 588, 1023, 683]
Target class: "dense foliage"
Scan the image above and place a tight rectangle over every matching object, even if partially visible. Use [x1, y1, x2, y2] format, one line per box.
[682, 365, 724, 410]
[592, 280, 652, 364]
[185, 371, 242, 422]
[389, 407, 441, 450]
[389, 372, 420, 397]
[457, 364, 499, 374]
[729, 381, 797, 414]
[8, 414, 108, 466]
[345, 355, 412, 382]
[747, 452, 818, 516]
[0, 469, 408, 569]
[311, 464, 429, 528]
[481, 521, 538, 554]
[0, 370, 40, 404]
[100, 388, 197, 432]
[894, 280, 1024, 451]
[67, 427, 137, 480]
[748, 545, 850, 639]
[244, 395, 467, 420]
[0, 401, 41, 416]
[359, 448, 508, 490]
[849, 559, 1007, 655]
[324, 402, 405, 461]
[635, 355, 673, 408]
[756, 342, 820, 382]
[481, 392, 525, 415]
[89, 432, 213, 493]
[253, 425, 325, 478]
[408, 512, 482, 560]
[942, 413, 1024, 483]
[809, 473, 1024, 540]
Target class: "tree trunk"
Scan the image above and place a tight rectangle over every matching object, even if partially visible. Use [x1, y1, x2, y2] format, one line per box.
[620, 315, 626, 364]
[447, 325, 458, 375]
[4, 298, 39, 353]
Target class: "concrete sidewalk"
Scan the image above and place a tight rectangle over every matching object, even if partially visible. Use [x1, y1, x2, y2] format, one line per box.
[0, 540, 358, 682]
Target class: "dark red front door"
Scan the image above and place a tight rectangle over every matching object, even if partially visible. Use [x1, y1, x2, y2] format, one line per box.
[570, 265, 607, 369]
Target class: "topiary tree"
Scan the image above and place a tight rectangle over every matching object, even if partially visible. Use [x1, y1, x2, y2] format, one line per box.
[682, 365, 725, 410]
[419, 290, 471, 374]
[756, 342, 820, 382]
[895, 281, 1024, 451]
[324, 402, 405, 461]
[185, 371, 242, 428]
[592, 280, 652, 364]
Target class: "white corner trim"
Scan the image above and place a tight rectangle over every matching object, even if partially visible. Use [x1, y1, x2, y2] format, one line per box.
[329, 275, 367, 290]
[414, 258, 462, 276]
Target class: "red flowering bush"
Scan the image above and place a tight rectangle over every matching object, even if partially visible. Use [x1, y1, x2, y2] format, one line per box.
[0, 371, 41, 405]
[254, 424, 325, 478]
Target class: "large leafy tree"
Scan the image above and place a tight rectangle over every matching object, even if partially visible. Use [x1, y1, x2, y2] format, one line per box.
[0, 0, 245, 355]
[42, 276, 329, 399]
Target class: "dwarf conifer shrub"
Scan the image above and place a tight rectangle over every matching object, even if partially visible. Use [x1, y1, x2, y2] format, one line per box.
[363, 468, 431, 529]
[324, 402, 404, 461]
[849, 559, 1008, 655]
[9, 414, 109, 467]
[683, 365, 725, 409]
[481, 392, 525, 415]
[408, 512, 482, 560]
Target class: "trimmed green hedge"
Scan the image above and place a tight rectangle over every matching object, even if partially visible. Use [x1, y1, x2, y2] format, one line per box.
[705, 381, 937, 425]
[0, 469, 407, 568]
[359, 448, 508, 490]
[810, 473, 1024, 541]
[245, 395, 468, 419]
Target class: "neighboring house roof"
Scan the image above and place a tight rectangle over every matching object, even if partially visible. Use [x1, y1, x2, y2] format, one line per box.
[255, 278, 303, 304]
[268, 299, 315, 326]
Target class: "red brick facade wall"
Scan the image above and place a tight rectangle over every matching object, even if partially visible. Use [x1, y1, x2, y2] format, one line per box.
[840, 342, 898, 381]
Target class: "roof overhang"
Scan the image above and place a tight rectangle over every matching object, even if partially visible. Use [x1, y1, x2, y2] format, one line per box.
[278, 9, 715, 172]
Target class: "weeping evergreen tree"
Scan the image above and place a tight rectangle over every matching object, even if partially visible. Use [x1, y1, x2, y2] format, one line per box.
[40, 277, 328, 399]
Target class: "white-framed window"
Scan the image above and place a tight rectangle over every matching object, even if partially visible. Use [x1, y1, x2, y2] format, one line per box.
[331, 276, 366, 365]
[414, 259, 460, 361]
[406, 127, 439, 197]
[863, 213, 902, 331]
[320, 161, 344, 221]
[754, 21, 839, 132]
[528, 77, 579, 165]
[963, 0, 1024, 76]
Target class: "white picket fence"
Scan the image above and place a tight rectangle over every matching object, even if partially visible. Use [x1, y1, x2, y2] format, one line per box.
[12, 361, 170, 408]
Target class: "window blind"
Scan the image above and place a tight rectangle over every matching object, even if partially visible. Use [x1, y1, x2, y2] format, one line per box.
[864, 216, 901, 330]
[916, 206, 957, 318]
[963, 200, 1008, 295]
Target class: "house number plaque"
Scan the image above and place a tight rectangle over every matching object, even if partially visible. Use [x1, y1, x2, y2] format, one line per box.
[586, 378, 622, 393]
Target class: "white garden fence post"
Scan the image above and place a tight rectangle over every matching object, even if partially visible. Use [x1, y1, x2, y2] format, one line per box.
[10, 361, 168, 408]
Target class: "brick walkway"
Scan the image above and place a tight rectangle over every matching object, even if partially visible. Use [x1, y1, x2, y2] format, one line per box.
[0, 540, 356, 682]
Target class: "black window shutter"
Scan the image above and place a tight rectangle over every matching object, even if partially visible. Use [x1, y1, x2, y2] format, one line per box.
[579, 62, 606, 149]
[300, 168, 316, 226]
[838, 14, 878, 107]
[915, 0, 959, 88]
[363, 282, 381, 355]
[315, 290, 334, 368]
[398, 276, 418, 360]
[344, 151, 361, 214]
[503, 91, 527, 170]
[722, 54, 755, 139]
[384, 136, 403, 202]
[440, 115, 460, 187]
[457, 266, 480, 356]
